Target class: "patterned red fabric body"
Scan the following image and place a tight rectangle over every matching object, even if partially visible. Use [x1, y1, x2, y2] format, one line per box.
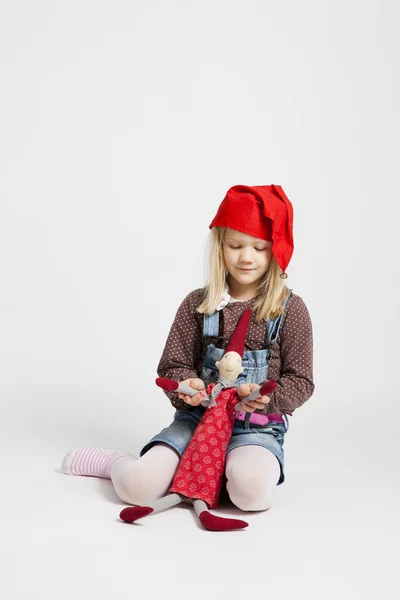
[169, 383, 239, 509]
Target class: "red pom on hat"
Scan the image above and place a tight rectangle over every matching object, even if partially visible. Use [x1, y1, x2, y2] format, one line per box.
[209, 184, 294, 277]
[224, 309, 252, 358]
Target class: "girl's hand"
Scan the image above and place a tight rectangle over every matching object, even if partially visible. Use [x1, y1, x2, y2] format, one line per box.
[178, 378, 206, 406]
[237, 383, 271, 413]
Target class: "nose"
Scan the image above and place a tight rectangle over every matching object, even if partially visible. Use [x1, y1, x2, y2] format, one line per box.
[239, 247, 253, 264]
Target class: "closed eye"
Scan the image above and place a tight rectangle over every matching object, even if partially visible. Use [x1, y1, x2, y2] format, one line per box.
[228, 245, 267, 251]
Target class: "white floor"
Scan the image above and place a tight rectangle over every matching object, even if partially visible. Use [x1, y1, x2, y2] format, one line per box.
[2, 421, 399, 600]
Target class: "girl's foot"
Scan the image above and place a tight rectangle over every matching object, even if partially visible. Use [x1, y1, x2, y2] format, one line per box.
[61, 448, 130, 478]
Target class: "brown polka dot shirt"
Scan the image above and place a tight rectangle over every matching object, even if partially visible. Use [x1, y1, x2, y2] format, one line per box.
[157, 288, 315, 415]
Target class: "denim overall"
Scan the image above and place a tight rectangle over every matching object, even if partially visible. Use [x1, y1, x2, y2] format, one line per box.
[141, 290, 293, 485]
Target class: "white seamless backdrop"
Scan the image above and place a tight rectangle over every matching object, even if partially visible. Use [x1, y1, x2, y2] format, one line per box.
[0, 1, 399, 599]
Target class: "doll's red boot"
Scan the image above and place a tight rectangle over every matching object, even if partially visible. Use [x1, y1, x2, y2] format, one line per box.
[120, 506, 153, 522]
[199, 510, 248, 531]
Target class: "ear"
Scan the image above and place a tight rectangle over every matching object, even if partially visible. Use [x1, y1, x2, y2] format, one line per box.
[215, 361, 220, 369]
[239, 365, 244, 374]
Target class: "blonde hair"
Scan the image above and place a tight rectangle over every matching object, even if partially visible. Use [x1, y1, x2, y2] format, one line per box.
[197, 227, 291, 322]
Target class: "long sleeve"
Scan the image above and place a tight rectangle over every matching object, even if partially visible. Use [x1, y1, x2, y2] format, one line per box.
[157, 289, 205, 409]
[261, 295, 315, 415]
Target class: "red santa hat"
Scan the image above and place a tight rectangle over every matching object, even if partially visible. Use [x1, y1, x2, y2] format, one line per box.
[224, 309, 252, 357]
[209, 184, 294, 278]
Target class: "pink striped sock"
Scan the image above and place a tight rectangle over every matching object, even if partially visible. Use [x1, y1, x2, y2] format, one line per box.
[61, 448, 130, 479]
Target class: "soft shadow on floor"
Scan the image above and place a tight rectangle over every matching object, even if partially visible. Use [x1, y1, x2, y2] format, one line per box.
[94, 478, 125, 505]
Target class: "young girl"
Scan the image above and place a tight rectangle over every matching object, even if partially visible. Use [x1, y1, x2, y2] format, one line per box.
[61, 184, 315, 513]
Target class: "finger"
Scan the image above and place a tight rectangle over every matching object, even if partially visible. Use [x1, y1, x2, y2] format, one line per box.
[249, 383, 260, 392]
[190, 379, 205, 392]
[237, 385, 250, 399]
[247, 402, 264, 410]
[180, 389, 203, 400]
[249, 395, 270, 405]
[240, 403, 254, 413]
[247, 398, 268, 409]
[184, 393, 201, 405]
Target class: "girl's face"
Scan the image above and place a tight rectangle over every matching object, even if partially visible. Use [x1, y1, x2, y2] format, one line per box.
[223, 228, 272, 290]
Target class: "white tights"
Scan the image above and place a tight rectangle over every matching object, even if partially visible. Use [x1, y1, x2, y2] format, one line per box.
[111, 443, 281, 511]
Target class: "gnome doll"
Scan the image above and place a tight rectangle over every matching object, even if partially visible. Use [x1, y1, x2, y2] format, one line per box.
[119, 309, 277, 531]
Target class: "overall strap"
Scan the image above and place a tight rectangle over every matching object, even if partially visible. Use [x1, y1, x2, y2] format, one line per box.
[203, 311, 220, 337]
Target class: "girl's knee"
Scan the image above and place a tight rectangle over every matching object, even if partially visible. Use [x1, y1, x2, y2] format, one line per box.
[111, 448, 179, 505]
[112, 469, 158, 505]
[110, 457, 152, 505]
[226, 480, 275, 511]
[229, 485, 275, 511]
[225, 456, 279, 511]
[226, 473, 276, 511]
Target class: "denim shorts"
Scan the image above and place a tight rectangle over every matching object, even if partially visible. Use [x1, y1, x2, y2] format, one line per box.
[141, 405, 287, 485]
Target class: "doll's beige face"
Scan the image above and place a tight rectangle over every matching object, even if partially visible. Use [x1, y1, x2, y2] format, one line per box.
[215, 351, 244, 379]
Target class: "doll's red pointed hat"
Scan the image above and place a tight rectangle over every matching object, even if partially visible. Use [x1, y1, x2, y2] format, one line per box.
[224, 309, 252, 358]
[209, 184, 294, 277]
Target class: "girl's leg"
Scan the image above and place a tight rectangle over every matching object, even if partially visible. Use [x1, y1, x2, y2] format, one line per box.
[61, 443, 180, 505]
[225, 445, 281, 511]
[111, 444, 180, 505]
